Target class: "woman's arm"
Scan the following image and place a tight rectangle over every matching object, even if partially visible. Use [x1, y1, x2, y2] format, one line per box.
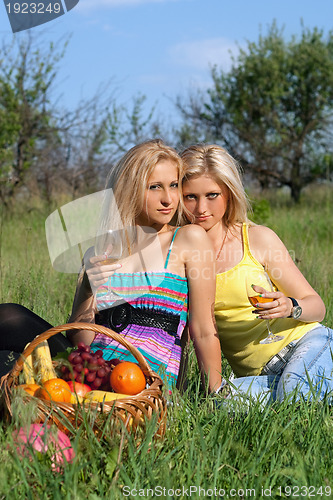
[67, 248, 124, 346]
[176, 324, 190, 393]
[179, 225, 222, 392]
[249, 225, 326, 322]
[66, 262, 97, 346]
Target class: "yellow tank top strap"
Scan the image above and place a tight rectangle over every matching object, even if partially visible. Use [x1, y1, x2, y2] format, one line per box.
[242, 222, 250, 255]
[242, 222, 263, 269]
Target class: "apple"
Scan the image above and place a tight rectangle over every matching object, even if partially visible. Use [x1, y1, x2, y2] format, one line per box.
[67, 381, 91, 397]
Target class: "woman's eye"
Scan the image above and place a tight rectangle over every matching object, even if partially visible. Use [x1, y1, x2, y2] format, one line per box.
[171, 182, 178, 189]
[149, 184, 160, 190]
[207, 193, 220, 199]
[184, 194, 196, 200]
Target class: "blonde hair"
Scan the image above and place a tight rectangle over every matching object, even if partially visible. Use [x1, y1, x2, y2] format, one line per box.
[181, 144, 250, 226]
[99, 139, 185, 241]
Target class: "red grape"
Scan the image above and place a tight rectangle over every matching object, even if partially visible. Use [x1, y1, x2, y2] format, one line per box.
[72, 354, 82, 365]
[88, 360, 99, 371]
[81, 352, 92, 362]
[94, 350, 104, 358]
[91, 377, 102, 389]
[97, 367, 106, 378]
[86, 372, 96, 383]
[74, 363, 84, 373]
[68, 352, 77, 363]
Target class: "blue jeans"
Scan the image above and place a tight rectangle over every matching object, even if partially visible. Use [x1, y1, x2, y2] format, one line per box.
[227, 325, 333, 406]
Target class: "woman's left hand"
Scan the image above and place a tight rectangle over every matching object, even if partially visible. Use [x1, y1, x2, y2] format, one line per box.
[251, 285, 291, 319]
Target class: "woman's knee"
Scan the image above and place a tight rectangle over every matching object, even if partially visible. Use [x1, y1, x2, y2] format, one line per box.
[0, 302, 28, 318]
[277, 326, 333, 400]
[277, 363, 333, 402]
[0, 303, 52, 351]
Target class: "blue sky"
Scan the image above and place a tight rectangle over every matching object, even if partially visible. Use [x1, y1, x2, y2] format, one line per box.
[1, 0, 333, 122]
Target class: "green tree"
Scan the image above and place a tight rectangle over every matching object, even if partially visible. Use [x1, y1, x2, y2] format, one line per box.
[178, 23, 333, 202]
[0, 34, 68, 205]
[0, 36, 119, 205]
[0, 79, 20, 192]
[105, 93, 164, 155]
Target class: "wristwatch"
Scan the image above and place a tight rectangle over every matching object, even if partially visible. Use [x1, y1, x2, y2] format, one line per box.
[288, 297, 302, 319]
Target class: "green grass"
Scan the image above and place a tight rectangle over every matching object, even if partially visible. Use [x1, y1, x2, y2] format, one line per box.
[0, 186, 332, 498]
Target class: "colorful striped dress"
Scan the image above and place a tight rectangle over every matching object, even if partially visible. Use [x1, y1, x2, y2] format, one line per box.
[92, 228, 188, 388]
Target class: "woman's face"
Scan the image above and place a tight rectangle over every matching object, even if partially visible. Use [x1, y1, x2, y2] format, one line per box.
[182, 175, 229, 231]
[137, 159, 180, 229]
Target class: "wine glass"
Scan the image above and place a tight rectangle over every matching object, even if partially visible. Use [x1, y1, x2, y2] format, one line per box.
[94, 229, 123, 302]
[246, 269, 284, 344]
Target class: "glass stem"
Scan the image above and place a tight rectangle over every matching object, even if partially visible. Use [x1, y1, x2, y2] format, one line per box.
[265, 319, 273, 336]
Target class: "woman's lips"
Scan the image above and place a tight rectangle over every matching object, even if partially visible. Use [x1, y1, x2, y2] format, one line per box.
[195, 215, 210, 221]
[158, 208, 173, 214]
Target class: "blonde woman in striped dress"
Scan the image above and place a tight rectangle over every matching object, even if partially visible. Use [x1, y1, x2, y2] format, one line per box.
[68, 139, 222, 392]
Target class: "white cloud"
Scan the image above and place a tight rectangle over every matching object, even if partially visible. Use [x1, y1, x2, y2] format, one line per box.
[168, 37, 242, 72]
[78, 0, 181, 11]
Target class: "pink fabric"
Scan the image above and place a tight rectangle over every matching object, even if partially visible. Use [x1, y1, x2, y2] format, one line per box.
[12, 423, 75, 472]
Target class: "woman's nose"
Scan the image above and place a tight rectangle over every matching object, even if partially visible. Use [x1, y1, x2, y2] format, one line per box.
[197, 198, 207, 214]
[161, 189, 172, 204]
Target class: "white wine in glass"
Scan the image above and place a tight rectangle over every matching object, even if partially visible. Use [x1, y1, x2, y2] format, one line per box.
[95, 229, 123, 261]
[246, 269, 284, 344]
[94, 229, 123, 301]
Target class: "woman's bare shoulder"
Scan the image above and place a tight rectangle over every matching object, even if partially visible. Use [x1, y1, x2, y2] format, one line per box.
[174, 225, 213, 253]
[176, 224, 210, 241]
[248, 225, 289, 268]
[248, 224, 284, 246]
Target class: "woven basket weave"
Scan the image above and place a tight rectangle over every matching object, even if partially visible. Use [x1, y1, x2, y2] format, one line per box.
[0, 322, 167, 439]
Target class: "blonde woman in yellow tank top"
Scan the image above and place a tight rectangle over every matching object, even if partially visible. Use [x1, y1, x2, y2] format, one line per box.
[181, 144, 332, 404]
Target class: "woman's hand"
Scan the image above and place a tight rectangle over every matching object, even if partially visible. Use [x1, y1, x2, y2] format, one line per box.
[249, 226, 326, 323]
[251, 285, 292, 319]
[85, 254, 122, 293]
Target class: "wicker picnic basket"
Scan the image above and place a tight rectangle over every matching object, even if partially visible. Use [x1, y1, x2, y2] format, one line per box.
[0, 322, 167, 439]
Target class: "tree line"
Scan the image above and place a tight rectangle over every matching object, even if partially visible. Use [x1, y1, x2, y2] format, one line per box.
[1, 23, 333, 206]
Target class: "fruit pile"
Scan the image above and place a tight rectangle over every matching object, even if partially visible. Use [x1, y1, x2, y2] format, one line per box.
[60, 342, 113, 391]
[18, 340, 147, 404]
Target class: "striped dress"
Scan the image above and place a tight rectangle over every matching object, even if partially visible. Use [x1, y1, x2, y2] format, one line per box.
[92, 228, 188, 388]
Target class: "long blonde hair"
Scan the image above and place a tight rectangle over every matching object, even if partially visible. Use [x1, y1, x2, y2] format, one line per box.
[98, 139, 185, 243]
[181, 144, 250, 226]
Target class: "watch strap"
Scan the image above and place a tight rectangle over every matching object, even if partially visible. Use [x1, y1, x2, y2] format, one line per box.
[287, 297, 299, 318]
[288, 297, 299, 307]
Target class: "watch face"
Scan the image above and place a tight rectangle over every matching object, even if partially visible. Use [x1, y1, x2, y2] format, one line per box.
[292, 306, 302, 319]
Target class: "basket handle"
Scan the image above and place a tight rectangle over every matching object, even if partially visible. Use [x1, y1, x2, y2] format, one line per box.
[7, 322, 155, 384]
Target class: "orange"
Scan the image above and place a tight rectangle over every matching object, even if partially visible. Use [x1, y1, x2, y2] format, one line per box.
[17, 383, 41, 396]
[36, 378, 72, 403]
[110, 361, 146, 395]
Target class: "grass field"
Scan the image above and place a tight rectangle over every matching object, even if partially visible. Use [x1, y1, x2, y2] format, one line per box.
[0, 186, 332, 499]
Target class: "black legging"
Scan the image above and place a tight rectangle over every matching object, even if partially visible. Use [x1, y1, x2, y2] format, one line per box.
[0, 303, 72, 378]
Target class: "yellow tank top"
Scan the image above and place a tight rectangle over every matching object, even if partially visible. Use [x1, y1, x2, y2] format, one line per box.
[215, 223, 319, 376]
